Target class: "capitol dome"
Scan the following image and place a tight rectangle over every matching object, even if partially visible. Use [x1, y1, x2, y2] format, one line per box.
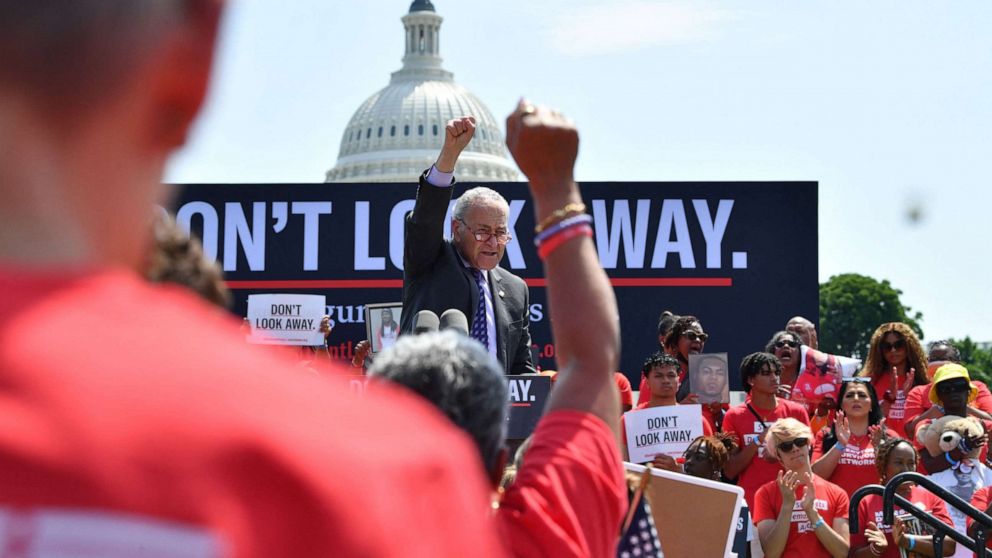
[325, 1, 519, 183]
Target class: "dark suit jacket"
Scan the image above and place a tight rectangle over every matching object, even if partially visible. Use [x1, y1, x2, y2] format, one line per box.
[400, 170, 535, 375]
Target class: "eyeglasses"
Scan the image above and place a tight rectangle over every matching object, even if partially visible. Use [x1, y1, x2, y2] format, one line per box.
[456, 218, 512, 245]
[683, 331, 709, 343]
[776, 437, 809, 453]
[774, 340, 799, 349]
[880, 339, 907, 352]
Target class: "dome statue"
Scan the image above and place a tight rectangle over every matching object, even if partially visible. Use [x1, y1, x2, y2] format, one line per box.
[325, 2, 519, 183]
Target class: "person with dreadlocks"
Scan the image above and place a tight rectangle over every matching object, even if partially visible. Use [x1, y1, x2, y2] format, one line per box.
[722, 352, 810, 510]
[857, 322, 929, 436]
[682, 433, 755, 558]
[850, 437, 956, 557]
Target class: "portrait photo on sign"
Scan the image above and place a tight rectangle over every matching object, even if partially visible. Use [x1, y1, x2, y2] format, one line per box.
[365, 302, 402, 354]
[688, 353, 730, 404]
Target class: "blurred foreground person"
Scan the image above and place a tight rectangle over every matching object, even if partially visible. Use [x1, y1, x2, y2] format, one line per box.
[0, 2, 501, 556]
[370, 106, 626, 557]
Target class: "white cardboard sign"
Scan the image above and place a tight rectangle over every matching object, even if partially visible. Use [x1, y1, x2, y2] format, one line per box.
[246, 294, 326, 346]
[624, 404, 705, 463]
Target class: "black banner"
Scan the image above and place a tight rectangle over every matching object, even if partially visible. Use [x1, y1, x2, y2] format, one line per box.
[172, 181, 818, 390]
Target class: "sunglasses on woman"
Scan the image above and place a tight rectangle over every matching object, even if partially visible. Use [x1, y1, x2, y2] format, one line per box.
[774, 340, 799, 349]
[880, 339, 906, 352]
[683, 331, 709, 343]
[776, 437, 809, 453]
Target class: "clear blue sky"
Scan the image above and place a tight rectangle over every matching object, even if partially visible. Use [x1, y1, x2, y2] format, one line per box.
[166, 0, 992, 343]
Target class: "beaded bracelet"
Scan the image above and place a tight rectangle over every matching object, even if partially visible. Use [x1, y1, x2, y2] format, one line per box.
[535, 202, 586, 233]
[534, 214, 593, 245]
[537, 224, 593, 260]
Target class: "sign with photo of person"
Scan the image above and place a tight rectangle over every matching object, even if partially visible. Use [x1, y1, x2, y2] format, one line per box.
[688, 352, 730, 404]
[246, 293, 326, 346]
[364, 302, 402, 354]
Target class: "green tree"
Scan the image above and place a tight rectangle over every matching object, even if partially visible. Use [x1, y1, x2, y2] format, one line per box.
[819, 273, 923, 359]
[947, 336, 992, 385]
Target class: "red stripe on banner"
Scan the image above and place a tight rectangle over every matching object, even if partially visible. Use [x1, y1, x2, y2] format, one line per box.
[511, 403, 532, 407]
[226, 277, 733, 289]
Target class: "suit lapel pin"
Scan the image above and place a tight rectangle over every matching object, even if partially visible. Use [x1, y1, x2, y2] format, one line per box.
[498, 290, 505, 298]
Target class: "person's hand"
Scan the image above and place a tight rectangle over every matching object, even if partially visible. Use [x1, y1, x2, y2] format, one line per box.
[352, 340, 372, 369]
[777, 384, 793, 399]
[651, 454, 681, 473]
[799, 472, 817, 514]
[435, 117, 476, 172]
[900, 367, 916, 394]
[777, 470, 801, 507]
[835, 410, 851, 447]
[865, 521, 889, 553]
[319, 315, 333, 339]
[505, 99, 578, 190]
[891, 516, 908, 549]
[869, 418, 888, 449]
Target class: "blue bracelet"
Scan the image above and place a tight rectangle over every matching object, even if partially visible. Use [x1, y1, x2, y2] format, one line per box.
[533, 214, 593, 246]
[813, 517, 826, 530]
[907, 536, 916, 551]
[946, 452, 960, 467]
[834, 443, 847, 453]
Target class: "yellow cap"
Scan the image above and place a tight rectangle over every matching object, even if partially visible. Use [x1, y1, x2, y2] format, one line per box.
[929, 363, 978, 404]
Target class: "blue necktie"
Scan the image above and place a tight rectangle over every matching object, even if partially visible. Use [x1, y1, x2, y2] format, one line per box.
[470, 269, 489, 350]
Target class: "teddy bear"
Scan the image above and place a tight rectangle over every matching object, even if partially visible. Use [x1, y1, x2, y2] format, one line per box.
[916, 414, 984, 458]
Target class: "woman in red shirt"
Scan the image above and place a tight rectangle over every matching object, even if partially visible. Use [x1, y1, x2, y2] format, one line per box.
[857, 323, 928, 436]
[754, 418, 850, 558]
[811, 379, 895, 498]
[851, 437, 956, 557]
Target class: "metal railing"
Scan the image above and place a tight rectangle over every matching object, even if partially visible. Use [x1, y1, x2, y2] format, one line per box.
[849, 472, 992, 558]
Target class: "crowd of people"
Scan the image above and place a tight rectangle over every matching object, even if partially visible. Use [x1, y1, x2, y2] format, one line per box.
[4, 2, 992, 558]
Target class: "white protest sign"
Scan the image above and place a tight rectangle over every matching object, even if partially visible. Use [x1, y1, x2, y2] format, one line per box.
[246, 294, 326, 346]
[624, 404, 705, 463]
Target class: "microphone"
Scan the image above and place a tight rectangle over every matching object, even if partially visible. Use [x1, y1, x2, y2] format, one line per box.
[412, 310, 439, 334]
[438, 309, 469, 336]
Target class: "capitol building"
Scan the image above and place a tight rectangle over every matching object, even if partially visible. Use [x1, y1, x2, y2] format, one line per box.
[325, 0, 519, 183]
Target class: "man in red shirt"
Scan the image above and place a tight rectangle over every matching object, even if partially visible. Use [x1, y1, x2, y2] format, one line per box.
[723, 352, 810, 510]
[0, 3, 502, 556]
[369, 108, 627, 558]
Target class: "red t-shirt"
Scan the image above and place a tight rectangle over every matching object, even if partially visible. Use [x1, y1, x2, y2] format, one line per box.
[616, 372, 633, 408]
[852, 488, 953, 557]
[968, 486, 992, 551]
[811, 428, 899, 498]
[752, 474, 849, 558]
[869, 372, 916, 437]
[722, 397, 810, 509]
[904, 381, 992, 436]
[499, 410, 626, 558]
[0, 268, 503, 558]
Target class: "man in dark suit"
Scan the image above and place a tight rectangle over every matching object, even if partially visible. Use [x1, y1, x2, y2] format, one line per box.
[401, 116, 535, 374]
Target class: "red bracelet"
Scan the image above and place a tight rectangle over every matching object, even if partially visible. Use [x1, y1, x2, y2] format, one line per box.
[537, 223, 593, 260]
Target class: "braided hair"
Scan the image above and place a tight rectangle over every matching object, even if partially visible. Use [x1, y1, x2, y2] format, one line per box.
[685, 432, 739, 470]
[875, 437, 917, 482]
